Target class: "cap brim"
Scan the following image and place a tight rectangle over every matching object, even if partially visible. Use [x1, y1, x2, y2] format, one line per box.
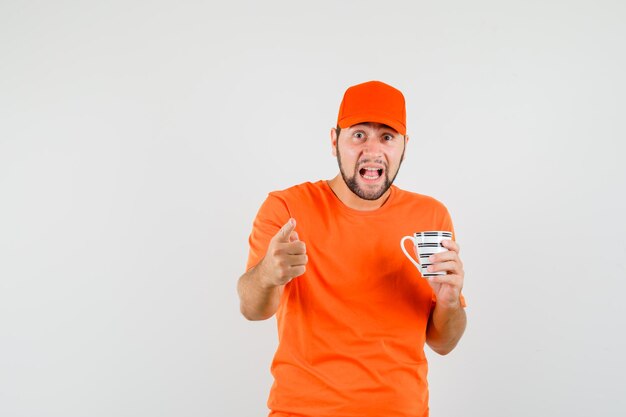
[338, 114, 406, 135]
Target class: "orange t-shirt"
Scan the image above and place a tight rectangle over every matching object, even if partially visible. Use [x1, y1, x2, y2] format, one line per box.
[246, 181, 462, 417]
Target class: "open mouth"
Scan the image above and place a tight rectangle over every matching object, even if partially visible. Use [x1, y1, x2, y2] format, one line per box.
[359, 167, 384, 181]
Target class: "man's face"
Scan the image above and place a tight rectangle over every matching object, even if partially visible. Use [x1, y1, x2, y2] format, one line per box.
[332, 122, 407, 201]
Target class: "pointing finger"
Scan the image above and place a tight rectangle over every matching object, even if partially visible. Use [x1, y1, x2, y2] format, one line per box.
[277, 218, 296, 243]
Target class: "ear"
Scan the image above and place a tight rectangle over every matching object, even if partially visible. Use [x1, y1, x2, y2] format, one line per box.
[402, 134, 409, 161]
[330, 127, 339, 157]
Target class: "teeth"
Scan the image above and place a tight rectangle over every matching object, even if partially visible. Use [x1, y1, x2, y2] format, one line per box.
[360, 166, 383, 180]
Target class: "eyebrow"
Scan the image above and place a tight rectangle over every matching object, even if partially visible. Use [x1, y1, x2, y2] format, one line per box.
[351, 123, 398, 133]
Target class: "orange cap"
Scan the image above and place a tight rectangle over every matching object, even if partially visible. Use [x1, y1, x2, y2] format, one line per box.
[337, 80, 406, 135]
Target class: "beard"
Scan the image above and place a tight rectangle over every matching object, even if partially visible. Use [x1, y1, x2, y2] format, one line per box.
[336, 145, 405, 201]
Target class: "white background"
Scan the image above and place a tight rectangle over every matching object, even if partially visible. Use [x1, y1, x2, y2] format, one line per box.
[1, 1, 625, 416]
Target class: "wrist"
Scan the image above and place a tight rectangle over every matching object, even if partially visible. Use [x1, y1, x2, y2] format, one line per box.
[435, 297, 463, 311]
[256, 258, 277, 290]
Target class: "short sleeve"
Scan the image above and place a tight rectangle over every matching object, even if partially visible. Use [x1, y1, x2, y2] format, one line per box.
[245, 193, 292, 271]
[439, 204, 456, 242]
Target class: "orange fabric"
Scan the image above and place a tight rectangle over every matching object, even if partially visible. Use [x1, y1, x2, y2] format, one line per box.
[337, 81, 407, 134]
[246, 181, 464, 417]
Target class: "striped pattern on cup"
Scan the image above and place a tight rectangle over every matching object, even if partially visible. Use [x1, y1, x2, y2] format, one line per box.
[400, 231, 453, 278]
[415, 231, 452, 277]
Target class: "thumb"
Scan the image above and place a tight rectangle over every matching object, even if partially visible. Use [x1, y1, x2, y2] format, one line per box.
[276, 218, 296, 242]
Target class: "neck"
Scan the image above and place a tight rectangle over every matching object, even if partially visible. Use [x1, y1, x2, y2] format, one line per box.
[327, 175, 392, 211]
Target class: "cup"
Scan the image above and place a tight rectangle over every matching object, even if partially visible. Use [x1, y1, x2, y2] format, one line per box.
[400, 231, 453, 278]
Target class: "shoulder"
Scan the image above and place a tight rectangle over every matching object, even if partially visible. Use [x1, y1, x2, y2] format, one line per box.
[268, 180, 327, 203]
[392, 186, 450, 212]
[391, 186, 455, 232]
[258, 181, 329, 229]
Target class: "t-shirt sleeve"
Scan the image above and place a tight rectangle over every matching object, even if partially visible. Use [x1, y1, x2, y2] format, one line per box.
[245, 193, 291, 271]
[439, 205, 456, 242]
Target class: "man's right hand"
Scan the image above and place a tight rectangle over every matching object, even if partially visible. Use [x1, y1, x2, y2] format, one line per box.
[258, 218, 307, 288]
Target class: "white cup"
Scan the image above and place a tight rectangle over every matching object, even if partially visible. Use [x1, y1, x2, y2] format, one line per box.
[400, 231, 453, 278]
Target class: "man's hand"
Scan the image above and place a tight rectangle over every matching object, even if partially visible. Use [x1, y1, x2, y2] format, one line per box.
[425, 239, 464, 308]
[257, 218, 308, 288]
[424, 239, 467, 354]
[237, 218, 307, 320]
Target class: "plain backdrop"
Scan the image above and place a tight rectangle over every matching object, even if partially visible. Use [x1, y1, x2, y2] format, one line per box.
[1, 1, 625, 416]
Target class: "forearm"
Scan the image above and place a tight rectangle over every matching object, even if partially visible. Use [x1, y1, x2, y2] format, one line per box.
[237, 261, 282, 321]
[425, 302, 467, 355]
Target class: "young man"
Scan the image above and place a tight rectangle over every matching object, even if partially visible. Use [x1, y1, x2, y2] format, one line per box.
[237, 81, 467, 417]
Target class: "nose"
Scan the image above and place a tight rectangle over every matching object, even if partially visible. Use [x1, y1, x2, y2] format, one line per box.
[363, 140, 384, 158]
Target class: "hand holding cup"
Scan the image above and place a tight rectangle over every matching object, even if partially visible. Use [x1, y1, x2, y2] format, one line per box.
[401, 231, 464, 307]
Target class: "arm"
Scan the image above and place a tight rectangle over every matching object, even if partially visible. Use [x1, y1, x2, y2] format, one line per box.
[237, 218, 307, 321]
[426, 298, 467, 355]
[237, 261, 284, 321]
[424, 238, 467, 355]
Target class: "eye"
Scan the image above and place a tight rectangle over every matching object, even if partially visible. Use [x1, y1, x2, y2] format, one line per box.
[354, 131, 365, 139]
[383, 134, 394, 141]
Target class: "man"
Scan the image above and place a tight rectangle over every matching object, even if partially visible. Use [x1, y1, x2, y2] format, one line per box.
[237, 81, 467, 417]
